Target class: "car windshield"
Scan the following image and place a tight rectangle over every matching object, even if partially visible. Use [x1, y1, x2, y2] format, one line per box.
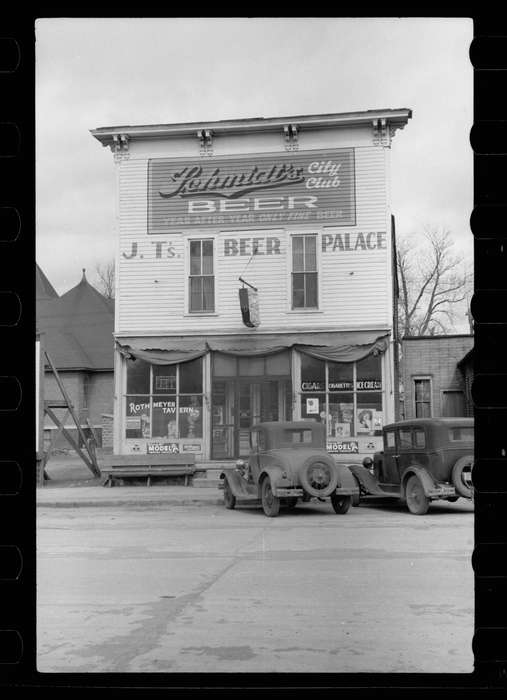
[448, 426, 474, 442]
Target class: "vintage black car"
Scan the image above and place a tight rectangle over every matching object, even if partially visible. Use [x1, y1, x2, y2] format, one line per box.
[347, 418, 474, 515]
[219, 421, 359, 517]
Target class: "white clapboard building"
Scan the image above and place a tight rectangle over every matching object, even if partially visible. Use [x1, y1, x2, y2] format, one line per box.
[91, 109, 411, 462]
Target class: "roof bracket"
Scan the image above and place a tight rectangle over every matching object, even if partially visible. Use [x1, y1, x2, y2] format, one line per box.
[372, 118, 392, 148]
[111, 133, 130, 161]
[283, 123, 299, 151]
[197, 129, 213, 156]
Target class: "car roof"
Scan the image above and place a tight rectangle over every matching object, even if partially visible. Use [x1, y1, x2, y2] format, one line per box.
[384, 417, 474, 430]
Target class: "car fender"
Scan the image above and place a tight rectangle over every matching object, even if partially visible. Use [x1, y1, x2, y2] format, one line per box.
[400, 466, 438, 499]
[220, 469, 258, 499]
[335, 464, 360, 494]
[259, 465, 287, 490]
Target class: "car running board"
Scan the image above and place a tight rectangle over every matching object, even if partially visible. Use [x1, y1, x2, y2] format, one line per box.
[347, 464, 400, 498]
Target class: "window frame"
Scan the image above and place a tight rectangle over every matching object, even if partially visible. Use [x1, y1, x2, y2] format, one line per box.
[288, 231, 321, 312]
[186, 234, 217, 315]
[124, 357, 204, 441]
[413, 376, 433, 418]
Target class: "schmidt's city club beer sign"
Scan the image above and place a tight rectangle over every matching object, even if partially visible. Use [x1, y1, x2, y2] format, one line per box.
[147, 148, 356, 233]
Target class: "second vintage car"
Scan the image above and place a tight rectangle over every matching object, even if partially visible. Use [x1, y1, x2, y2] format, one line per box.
[347, 417, 474, 515]
[219, 420, 359, 517]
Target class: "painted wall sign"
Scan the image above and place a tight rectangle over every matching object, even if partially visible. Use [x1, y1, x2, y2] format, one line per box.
[147, 149, 355, 233]
[322, 231, 386, 252]
[147, 442, 180, 454]
[327, 440, 359, 454]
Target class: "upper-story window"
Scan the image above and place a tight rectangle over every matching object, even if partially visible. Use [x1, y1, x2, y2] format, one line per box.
[291, 234, 318, 309]
[414, 377, 432, 417]
[189, 239, 214, 312]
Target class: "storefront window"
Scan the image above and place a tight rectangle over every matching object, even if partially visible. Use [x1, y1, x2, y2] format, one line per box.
[124, 357, 203, 440]
[299, 353, 383, 437]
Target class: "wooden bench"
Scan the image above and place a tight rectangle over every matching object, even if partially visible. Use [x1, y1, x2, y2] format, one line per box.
[100, 453, 196, 487]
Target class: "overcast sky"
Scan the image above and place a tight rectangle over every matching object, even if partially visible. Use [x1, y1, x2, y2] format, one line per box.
[36, 17, 473, 306]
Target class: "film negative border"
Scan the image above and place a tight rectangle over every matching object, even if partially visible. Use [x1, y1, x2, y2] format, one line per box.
[0, 14, 35, 690]
[0, 8, 506, 697]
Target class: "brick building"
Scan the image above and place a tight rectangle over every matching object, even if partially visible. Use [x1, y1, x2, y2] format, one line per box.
[401, 335, 474, 420]
[36, 265, 115, 448]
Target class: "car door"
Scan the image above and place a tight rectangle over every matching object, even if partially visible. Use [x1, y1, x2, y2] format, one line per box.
[396, 426, 413, 481]
[380, 428, 399, 484]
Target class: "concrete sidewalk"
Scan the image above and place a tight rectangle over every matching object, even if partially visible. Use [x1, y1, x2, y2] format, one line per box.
[37, 452, 225, 508]
[36, 484, 224, 508]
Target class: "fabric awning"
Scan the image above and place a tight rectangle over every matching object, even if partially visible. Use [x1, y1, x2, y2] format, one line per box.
[116, 330, 390, 365]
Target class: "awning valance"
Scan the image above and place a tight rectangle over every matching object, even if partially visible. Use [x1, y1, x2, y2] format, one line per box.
[116, 330, 390, 365]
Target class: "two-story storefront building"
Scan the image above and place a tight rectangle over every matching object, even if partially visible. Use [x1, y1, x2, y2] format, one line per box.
[91, 108, 411, 462]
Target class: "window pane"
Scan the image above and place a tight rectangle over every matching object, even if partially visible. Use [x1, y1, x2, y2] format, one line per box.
[238, 357, 265, 376]
[265, 351, 290, 376]
[305, 272, 318, 307]
[180, 357, 203, 393]
[203, 276, 215, 311]
[292, 273, 305, 308]
[301, 354, 325, 390]
[292, 237, 304, 271]
[415, 379, 430, 402]
[328, 362, 353, 391]
[442, 391, 465, 417]
[414, 429, 426, 448]
[152, 365, 177, 394]
[190, 240, 202, 275]
[385, 430, 396, 449]
[190, 277, 202, 311]
[125, 395, 151, 438]
[416, 402, 431, 418]
[152, 395, 178, 438]
[300, 393, 326, 421]
[328, 394, 354, 437]
[304, 236, 317, 270]
[126, 358, 150, 394]
[357, 392, 383, 435]
[179, 395, 203, 438]
[202, 240, 214, 274]
[356, 355, 382, 389]
[214, 353, 237, 376]
[399, 428, 412, 449]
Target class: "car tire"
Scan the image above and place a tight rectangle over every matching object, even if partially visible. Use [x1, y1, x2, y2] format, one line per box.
[405, 475, 430, 515]
[299, 457, 339, 498]
[223, 479, 236, 510]
[261, 478, 280, 517]
[451, 455, 473, 498]
[331, 494, 352, 514]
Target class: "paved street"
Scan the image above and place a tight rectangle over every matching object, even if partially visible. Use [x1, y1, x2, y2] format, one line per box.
[37, 493, 474, 674]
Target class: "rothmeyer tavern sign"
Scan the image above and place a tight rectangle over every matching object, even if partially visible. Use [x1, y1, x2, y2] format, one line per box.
[147, 148, 356, 233]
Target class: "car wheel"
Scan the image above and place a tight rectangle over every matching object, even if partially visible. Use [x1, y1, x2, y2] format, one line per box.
[451, 455, 473, 498]
[331, 494, 352, 514]
[405, 475, 430, 515]
[299, 457, 339, 497]
[223, 479, 236, 510]
[285, 497, 298, 509]
[261, 478, 280, 517]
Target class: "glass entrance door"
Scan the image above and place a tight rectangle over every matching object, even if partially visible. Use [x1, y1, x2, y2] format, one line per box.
[211, 378, 292, 459]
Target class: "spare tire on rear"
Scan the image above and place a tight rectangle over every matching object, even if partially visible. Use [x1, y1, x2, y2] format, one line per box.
[299, 456, 338, 497]
[451, 455, 474, 498]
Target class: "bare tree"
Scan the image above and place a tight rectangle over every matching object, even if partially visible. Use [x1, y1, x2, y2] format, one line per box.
[397, 227, 472, 337]
[93, 260, 115, 300]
